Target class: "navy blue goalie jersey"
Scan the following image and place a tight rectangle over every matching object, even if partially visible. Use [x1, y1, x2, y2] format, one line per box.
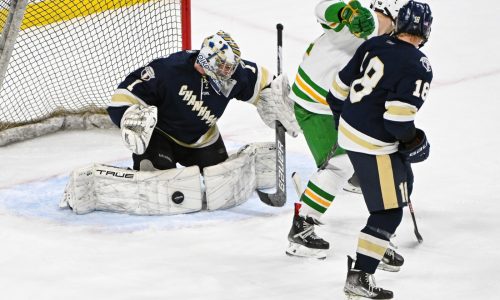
[107, 51, 270, 147]
[328, 35, 433, 155]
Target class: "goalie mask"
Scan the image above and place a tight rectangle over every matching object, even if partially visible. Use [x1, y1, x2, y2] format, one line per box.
[370, 0, 408, 21]
[197, 30, 241, 96]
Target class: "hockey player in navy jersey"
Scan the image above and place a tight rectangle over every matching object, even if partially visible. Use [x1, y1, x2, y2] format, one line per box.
[60, 31, 300, 216]
[107, 30, 299, 171]
[286, 0, 407, 269]
[327, 1, 433, 298]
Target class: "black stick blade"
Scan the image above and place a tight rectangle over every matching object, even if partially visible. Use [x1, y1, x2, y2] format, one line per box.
[257, 190, 286, 207]
[415, 229, 424, 244]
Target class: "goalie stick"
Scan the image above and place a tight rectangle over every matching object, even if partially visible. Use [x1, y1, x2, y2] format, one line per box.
[257, 23, 287, 207]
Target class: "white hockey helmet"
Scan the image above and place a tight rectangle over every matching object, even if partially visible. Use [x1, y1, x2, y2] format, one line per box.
[197, 30, 241, 82]
[370, 0, 408, 20]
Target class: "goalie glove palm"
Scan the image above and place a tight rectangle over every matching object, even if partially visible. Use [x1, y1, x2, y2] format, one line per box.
[256, 74, 300, 137]
[120, 105, 158, 155]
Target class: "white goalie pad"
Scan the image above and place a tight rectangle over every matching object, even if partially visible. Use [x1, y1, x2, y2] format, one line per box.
[204, 142, 276, 211]
[204, 146, 256, 211]
[253, 142, 276, 189]
[60, 164, 203, 215]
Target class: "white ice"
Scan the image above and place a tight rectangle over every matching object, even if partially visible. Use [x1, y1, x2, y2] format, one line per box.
[1, 0, 499, 299]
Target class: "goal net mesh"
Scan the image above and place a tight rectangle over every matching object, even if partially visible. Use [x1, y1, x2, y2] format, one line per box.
[0, 0, 186, 134]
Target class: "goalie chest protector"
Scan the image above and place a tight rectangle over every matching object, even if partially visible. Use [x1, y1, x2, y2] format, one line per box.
[113, 51, 262, 145]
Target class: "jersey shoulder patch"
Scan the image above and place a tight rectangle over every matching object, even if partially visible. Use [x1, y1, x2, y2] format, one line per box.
[419, 56, 432, 73]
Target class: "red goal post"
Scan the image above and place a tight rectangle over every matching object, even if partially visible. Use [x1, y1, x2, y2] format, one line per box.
[0, 0, 191, 145]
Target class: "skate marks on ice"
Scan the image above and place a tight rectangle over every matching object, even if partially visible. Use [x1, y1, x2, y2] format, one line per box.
[0, 150, 315, 232]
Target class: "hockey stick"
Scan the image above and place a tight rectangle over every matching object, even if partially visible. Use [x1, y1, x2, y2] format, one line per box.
[408, 197, 423, 243]
[404, 161, 423, 243]
[291, 171, 303, 197]
[257, 23, 287, 207]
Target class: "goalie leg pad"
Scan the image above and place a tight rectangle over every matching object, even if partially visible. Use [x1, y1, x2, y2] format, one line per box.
[61, 164, 203, 215]
[252, 142, 276, 189]
[203, 142, 277, 210]
[204, 145, 256, 211]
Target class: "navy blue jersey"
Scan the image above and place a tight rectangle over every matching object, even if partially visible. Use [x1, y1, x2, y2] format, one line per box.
[108, 51, 269, 146]
[328, 35, 433, 155]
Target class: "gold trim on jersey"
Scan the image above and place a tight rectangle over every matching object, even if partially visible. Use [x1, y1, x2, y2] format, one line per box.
[109, 89, 148, 107]
[331, 80, 348, 100]
[331, 74, 349, 100]
[249, 66, 270, 105]
[294, 74, 328, 105]
[376, 155, 399, 209]
[357, 232, 389, 260]
[384, 101, 418, 122]
[339, 124, 383, 151]
[157, 125, 220, 149]
[338, 119, 398, 155]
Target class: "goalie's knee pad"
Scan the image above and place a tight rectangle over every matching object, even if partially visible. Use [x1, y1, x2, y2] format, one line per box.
[61, 164, 203, 215]
[204, 142, 276, 210]
[253, 142, 276, 189]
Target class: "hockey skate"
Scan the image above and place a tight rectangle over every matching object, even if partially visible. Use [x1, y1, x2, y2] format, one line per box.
[344, 256, 393, 300]
[285, 204, 329, 259]
[343, 173, 362, 194]
[377, 248, 404, 272]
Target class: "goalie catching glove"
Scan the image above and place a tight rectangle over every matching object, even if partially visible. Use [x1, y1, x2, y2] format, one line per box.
[256, 74, 301, 137]
[120, 104, 158, 155]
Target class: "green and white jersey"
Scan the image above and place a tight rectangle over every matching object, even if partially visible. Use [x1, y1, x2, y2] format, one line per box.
[290, 0, 379, 115]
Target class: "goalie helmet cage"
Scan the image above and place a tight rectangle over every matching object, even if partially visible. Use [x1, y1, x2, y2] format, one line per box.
[0, 0, 191, 146]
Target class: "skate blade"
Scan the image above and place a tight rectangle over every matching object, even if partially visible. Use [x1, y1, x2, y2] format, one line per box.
[343, 185, 362, 194]
[285, 242, 328, 260]
[377, 262, 401, 272]
[344, 291, 361, 300]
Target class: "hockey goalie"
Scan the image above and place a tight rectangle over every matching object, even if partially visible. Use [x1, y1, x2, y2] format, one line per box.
[60, 30, 300, 215]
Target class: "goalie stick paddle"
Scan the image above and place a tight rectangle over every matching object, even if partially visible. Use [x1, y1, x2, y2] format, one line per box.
[257, 23, 287, 207]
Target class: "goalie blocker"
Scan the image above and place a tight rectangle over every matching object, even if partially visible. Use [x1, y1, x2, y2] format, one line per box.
[60, 142, 276, 215]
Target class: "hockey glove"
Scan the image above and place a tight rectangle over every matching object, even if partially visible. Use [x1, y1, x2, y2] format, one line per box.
[256, 74, 301, 137]
[120, 104, 158, 155]
[399, 128, 430, 163]
[340, 1, 375, 39]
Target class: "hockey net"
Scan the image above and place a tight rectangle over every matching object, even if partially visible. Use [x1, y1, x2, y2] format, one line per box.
[0, 0, 191, 145]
